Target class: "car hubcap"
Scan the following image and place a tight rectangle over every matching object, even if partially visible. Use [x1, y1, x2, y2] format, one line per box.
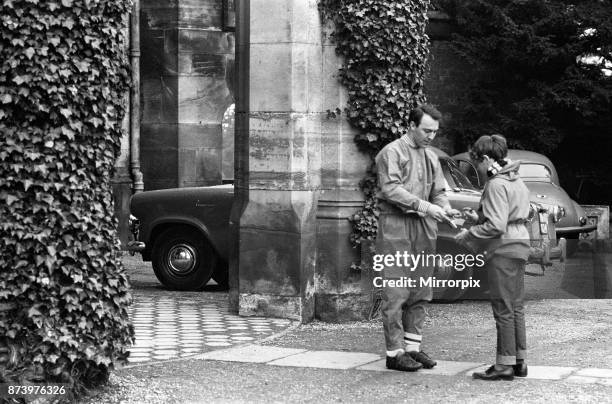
[167, 244, 197, 275]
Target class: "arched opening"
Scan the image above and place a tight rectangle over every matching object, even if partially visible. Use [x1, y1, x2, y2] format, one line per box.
[221, 103, 235, 183]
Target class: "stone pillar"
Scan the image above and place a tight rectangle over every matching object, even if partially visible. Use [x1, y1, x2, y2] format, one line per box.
[237, 0, 322, 322]
[314, 25, 371, 321]
[112, 108, 132, 248]
[112, 12, 136, 248]
[228, 0, 249, 313]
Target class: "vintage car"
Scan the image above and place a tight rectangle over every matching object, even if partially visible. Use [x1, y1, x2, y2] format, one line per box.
[453, 149, 597, 254]
[128, 147, 562, 301]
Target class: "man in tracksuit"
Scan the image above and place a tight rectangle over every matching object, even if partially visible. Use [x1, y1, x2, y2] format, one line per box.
[375, 104, 459, 371]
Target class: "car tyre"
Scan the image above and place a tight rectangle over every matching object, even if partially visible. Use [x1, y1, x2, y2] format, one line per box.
[152, 226, 216, 291]
[212, 260, 229, 290]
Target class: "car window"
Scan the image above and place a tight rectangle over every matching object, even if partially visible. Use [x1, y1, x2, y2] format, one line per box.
[457, 160, 480, 187]
[440, 158, 478, 190]
[519, 163, 552, 181]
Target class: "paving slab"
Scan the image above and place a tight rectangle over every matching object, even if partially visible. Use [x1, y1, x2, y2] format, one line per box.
[565, 376, 612, 386]
[574, 368, 612, 379]
[193, 344, 306, 363]
[356, 359, 484, 375]
[355, 359, 394, 372]
[419, 360, 486, 376]
[523, 366, 577, 380]
[465, 364, 492, 378]
[267, 351, 381, 370]
[466, 365, 577, 380]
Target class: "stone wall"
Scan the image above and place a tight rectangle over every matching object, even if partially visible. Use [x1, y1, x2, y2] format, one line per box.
[424, 11, 471, 155]
[140, 0, 235, 190]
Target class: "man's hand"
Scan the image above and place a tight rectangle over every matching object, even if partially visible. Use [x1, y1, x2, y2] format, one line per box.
[427, 204, 450, 223]
[445, 208, 461, 218]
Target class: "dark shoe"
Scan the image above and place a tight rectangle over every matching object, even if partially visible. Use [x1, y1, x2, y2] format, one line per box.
[386, 353, 423, 372]
[472, 365, 514, 381]
[407, 351, 437, 369]
[513, 363, 528, 377]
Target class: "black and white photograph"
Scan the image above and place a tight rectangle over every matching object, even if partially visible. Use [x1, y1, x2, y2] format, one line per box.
[1, 0, 611, 402]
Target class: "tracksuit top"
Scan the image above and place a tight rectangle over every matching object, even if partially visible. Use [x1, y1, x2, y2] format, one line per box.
[465, 160, 531, 260]
[375, 134, 450, 216]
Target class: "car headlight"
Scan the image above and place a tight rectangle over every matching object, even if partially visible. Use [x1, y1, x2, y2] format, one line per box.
[550, 205, 566, 223]
[579, 216, 588, 226]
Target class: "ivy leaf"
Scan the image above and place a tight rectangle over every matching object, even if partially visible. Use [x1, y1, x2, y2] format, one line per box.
[90, 117, 103, 127]
[4, 194, 18, 206]
[0, 94, 12, 104]
[25, 47, 35, 59]
[28, 307, 42, 317]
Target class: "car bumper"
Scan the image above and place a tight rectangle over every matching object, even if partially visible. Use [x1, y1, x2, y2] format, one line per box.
[126, 241, 146, 252]
[127, 215, 146, 252]
[556, 224, 597, 237]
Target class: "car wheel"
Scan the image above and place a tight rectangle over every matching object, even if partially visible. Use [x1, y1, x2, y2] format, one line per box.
[212, 260, 229, 289]
[432, 241, 479, 302]
[151, 227, 216, 291]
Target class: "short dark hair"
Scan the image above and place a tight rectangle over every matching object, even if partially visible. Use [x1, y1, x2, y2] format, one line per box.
[470, 134, 508, 164]
[408, 104, 442, 126]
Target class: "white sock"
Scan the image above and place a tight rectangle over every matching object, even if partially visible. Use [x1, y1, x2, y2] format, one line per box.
[386, 348, 405, 357]
[404, 332, 422, 352]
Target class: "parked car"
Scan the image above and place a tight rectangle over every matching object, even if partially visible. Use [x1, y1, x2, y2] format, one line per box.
[128, 147, 562, 301]
[452, 149, 597, 254]
[129, 185, 233, 290]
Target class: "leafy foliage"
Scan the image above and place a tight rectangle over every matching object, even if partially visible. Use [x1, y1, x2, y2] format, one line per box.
[438, 0, 612, 203]
[319, 0, 432, 245]
[0, 0, 134, 395]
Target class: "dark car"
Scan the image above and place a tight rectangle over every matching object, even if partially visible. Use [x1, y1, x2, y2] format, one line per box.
[453, 150, 597, 254]
[129, 184, 233, 290]
[128, 148, 561, 301]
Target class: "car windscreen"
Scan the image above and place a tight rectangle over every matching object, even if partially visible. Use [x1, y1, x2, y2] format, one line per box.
[518, 163, 552, 180]
[439, 158, 478, 190]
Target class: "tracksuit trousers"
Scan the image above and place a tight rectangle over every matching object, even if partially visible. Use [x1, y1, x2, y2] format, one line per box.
[376, 213, 437, 354]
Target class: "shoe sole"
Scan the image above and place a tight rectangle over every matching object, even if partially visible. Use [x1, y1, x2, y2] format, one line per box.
[421, 363, 436, 369]
[386, 366, 423, 372]
[472, 374, 514, 381]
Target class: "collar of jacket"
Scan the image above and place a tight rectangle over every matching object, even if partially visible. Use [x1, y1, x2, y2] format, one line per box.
[401, 133, 419, 149]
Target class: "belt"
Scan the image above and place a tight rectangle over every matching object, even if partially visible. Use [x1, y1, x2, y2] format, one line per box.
[508, 219, 529, 225]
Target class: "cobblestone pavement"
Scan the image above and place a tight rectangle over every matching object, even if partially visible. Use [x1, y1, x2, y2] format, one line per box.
[126, 294, 294, 364]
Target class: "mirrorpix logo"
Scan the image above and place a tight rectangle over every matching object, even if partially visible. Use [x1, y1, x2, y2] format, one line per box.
[371, 251, 486, 289]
